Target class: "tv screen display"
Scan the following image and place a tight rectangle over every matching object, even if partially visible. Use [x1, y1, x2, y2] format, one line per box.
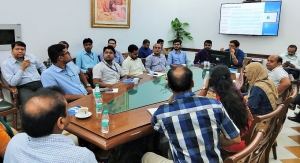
[219, 1, 282, 36]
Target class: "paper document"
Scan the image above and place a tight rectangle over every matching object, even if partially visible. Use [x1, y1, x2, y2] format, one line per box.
[147, 72, 165, 77]
[103, 88, 119, 93]
[147, 108, 158, 116]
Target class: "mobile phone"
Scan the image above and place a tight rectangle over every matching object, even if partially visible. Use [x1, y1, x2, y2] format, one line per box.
[286, 61, 290, 65]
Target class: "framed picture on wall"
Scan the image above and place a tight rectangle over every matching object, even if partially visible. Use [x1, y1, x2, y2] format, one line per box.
[91, 0, 131, 28]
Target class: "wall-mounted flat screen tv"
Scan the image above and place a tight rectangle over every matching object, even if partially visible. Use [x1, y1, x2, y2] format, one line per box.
[219, 1, 282, 36]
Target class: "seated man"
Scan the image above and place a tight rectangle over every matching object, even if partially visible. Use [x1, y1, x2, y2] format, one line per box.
[143, 66, 241, 162]
[280, 45, 300, 79]
[267, 55, 291, 103]
[138, 39, 152, 58]
[46, 41, 69, 68]
[193, 40, 212, 64]
[167, 39, 188, 68]
[93, 46, 127, 87]
[99, 38, 124, 65]
[4, 86, 97, 163]
[1, 41, 46, 104]
[220, 40, 244, 68]
[122, 44, 146, 78]
[157, 39, 167, 55]
[76, 38, 99, 74]
[41, 44, 93, 102]
[145, 43, 167, 73]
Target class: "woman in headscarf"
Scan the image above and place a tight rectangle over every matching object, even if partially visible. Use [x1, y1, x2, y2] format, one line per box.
[244, 62, 278, 115]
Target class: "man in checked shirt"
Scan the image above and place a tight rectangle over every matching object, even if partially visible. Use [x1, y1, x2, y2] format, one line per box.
[142, 66, 241, 163]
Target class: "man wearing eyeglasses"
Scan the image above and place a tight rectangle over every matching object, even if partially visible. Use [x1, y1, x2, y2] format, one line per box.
[98, 38, 124, 65]
[41, 44, 93, 102]
[167, 39, 188, 68]
[93, 46, 127, 88]
[76, 38, 99, 74]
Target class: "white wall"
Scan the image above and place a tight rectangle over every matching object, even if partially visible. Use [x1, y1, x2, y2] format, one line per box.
[176, 0, 299, 55]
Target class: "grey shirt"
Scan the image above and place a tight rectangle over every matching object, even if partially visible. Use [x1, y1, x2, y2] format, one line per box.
[93, 61, 125, 84]
[145, 53, 167, 72]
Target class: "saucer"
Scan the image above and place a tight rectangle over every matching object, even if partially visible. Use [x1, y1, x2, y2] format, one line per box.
[75, 112, 92, 119]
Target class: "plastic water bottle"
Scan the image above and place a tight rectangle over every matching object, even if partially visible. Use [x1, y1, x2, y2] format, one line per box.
[95, 94, 103, 114]
[102, 110, 109, 133]
[94, 84, 100, 96]
[166, 64, 171, 71]
[204, 71, 210, 85]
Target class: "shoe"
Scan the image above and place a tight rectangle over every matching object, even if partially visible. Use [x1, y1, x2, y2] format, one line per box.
[289, 103, 296, 110]
[295, 112, 299, 116]
[288, 116, 300, 123]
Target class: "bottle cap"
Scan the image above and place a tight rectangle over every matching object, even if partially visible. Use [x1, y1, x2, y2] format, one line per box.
[103, 110, 108, 114]
[95, 84, 99, 87]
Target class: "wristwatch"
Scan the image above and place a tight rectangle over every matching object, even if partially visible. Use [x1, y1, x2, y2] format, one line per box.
[201, 86, 208, 90]
[86, 84, 91, 87]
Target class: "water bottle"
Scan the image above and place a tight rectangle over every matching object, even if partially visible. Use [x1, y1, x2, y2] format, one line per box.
[94, 84, 100, 96]
[204, 71, 210, 85]
[102, 110, 109, 133]
[166, 64, 171, 71]
[95, 94, 103, 114]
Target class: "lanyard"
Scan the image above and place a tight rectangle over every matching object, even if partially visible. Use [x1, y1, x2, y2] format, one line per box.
[86, 53, 94, 60]
[104, 62, 118, 73]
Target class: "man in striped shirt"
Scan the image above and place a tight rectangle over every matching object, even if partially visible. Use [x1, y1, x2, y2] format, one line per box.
[142, 66, 241, 163]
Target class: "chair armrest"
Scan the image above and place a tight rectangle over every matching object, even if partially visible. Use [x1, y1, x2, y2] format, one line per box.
[0, 82, 19, 107]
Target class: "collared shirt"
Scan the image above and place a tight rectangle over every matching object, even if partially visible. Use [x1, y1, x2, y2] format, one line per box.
[279, 53, 300, 69]
[76, 50, 99, 73]
[99, 50, 124, 63]
[138, 47, 152, 58]
[167, 50, 188, 65]
[93, 60, 125, 84]
[194, 49, 209, 64]
[4, 133, 97, 163]
[152, 92, 240, 163]
[46, 58, 52, 68]
[268, 66, 289, 103]
[224, 49, 245, 67]
[145, 53, 167, 72]
[41, 62, 87, 95]
[122, 56, 146, 76]
[1, 54, 46, 86]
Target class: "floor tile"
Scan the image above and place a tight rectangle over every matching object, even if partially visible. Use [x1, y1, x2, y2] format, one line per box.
[280, 158, 300, 163]
[289, 135, 300, 145]
[285, 146, 300, 158]
[291, 127, 300, 133]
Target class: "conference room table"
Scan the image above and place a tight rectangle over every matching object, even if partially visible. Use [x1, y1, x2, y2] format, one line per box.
[66, 66, 244, 150]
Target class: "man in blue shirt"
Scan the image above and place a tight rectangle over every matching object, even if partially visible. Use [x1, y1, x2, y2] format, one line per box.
[167, 39, 188, 68]
[221, 40, 244, 68]
[41, 44, 93, 102]
[142, 66, 241, 163]
[138, 39, 152, 58]
[1, 41, 46, 104]
[99, 38, 124, 65]
[75, 38, 99, 74]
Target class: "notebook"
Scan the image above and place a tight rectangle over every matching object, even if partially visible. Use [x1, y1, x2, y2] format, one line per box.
[147, 108, 158, 116]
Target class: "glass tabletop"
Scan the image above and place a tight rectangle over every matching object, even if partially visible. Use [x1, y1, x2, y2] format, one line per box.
[103, 67, 204, 114]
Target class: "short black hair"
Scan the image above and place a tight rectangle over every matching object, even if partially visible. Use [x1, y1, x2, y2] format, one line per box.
[83, 38, 93, 44]
[230, 40, 240, 47]
[22, 86, 66, 138]
[173, 39, 182, 45]
[58, 41, 69, 49]
[11, 41, 26, 49]
[288, 45, 297, 51]
[204, 40, 212, 45]
[157, 39, 164, 44]
[167, 66, 193, 92]
[142, 39, 150, 44]
[103, 45, 116, 54]
[128, 44, 138, 53]
[108, 38, 116, 44]
[277, 56, 283, 63]
[48, 44, 66, 64]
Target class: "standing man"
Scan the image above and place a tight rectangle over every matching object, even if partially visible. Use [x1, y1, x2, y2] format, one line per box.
[4, 86, 97, 163]
[167, 39, 188, 68]
[76, 38, 99, 74]
[142, 66, 240, 162]
[41, 44, 93, 102]
[145, 43, 167, 73]
[122, 44, 146, 78]
[99, 38, 124, 65]
[267, 55, 291, 103]
[193, 40, 212, 64]
[221, 40, 244, 68]
[280, 45, 300, 79]
[138, 39, 152, 58]
[93, 46, 127, 88]
[1, 41, 46, 104]
[157, 39, 167, 55]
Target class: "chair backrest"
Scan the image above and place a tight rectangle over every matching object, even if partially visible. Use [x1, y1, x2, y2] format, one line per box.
[86, 68, 94, 88]
[224, 131, 265, 163]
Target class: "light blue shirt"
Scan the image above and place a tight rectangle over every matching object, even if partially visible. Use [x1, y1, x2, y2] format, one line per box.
[41, 62, 88, 95]
[76, 50, 99, 73]
[99, 50, 124, 63]
[1, 54, 46, 86]
[145, 53, 167, 72]
[4, 133, 97, 163]
[167, 50, 188, 65]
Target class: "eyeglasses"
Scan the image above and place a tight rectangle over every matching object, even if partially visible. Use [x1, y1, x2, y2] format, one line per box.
[104, 51, 114, 54]
[65, 67, 75, 77]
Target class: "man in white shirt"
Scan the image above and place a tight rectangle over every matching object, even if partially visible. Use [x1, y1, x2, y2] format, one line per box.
[280, 45, 300, 79]
[122, 44, 146, 78]
[4, 86, 97, 163]
[267, 55, 291, 103]
[93, 46, 127, 87]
